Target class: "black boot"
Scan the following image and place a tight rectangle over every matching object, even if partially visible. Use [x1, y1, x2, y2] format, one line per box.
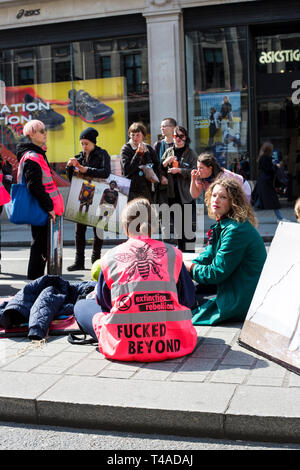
[67, 253, 85, 271]
[91, 229, 103, 265]
[67, 260, 85, 271]
[68, 223, 86, 271]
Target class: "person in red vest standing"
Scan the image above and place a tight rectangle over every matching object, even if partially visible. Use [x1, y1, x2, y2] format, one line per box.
[16, 119, 64, 280]
[73, 198, 197, 362]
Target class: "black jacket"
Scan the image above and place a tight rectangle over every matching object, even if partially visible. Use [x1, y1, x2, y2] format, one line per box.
[120, 142, 159, 202]
[66, 145, 111, 181]
[16, 142, 54, 213]
[252, 153, 281, 210]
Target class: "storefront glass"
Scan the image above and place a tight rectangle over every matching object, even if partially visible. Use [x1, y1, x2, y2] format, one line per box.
[256, 31, 300, 199]
[185, 27, 249, 177]
[0, 35, 149, 180]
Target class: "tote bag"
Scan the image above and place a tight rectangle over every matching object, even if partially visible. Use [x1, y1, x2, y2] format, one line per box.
[10, 176, 48, 226]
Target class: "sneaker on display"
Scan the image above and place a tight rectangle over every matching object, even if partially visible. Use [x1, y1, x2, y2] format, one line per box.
[68, 89, 114, 123]
[23, 94, 65, 129]
[0, 123, 28, 154]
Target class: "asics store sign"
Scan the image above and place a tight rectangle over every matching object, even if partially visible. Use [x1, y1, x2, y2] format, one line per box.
[16, 9, 41, 19]
[0, 101, 50, 125]
[259, 49, 300, 64]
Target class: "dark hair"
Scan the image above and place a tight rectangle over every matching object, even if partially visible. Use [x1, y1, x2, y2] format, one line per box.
[173, 125, 190, 145]
[162, 117, 177, 127]
[197, 152, 223, 178]
[258, 141, 273, 158]
[128, 122, 147, 137]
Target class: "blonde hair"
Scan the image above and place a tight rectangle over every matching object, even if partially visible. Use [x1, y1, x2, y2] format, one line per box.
[205, 176, 258, 227]
[122, 198, 158, 237]
[295, 198, 300, 222]
[23, 120, 45, 136]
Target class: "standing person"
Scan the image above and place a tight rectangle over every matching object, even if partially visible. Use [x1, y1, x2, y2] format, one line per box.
[153, 117, 177, 162]
[16, 120, 64, 280]
[153, 117, 177, 206]
[252, 142, 288, 222]
[98, 180, 119, 229]
[208, 107, 220, 147]
[220, 95, 233, 122]
[66, 127, 111, 271]
[185, 177, 267, 326]
[161, 126, 197, 251]
[73, 198, 197, 362]
[120, 122, 159, 203]
[190, 152, 251, 203]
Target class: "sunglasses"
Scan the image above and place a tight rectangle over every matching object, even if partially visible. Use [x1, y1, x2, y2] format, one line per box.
[173, 133, 185, 140]
[38, 129, 47, 134]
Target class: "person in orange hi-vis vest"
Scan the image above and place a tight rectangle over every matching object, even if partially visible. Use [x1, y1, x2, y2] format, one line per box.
[73, 198, 197, 362]
[16, 119, 64, 280]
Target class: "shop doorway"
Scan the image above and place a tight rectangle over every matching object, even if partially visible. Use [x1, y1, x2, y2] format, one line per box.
[255, 32, 300, 201]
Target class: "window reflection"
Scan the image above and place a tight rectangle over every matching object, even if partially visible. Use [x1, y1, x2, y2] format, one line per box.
[186, 27, 248, 173]
[0, 35, 149, 182]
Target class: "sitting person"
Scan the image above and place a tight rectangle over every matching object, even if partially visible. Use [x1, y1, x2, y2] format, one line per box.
[185, 177, 267, 326]
[190, 152, 251, 203]
[74, 198, 197, 361]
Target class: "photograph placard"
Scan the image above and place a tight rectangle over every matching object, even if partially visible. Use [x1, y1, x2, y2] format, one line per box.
[64, 174, 130, 234]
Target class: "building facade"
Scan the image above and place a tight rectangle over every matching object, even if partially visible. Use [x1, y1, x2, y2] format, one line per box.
[0, 0, 300, 198]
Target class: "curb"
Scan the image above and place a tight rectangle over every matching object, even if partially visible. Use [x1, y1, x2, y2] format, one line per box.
[0, 381, 299, 443]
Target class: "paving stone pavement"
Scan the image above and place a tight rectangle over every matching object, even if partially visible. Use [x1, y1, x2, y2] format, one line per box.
[0, 200, 299, 443]
[0, 320, 300, 443]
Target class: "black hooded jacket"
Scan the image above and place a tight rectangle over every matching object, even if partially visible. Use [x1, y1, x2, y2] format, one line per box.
[66, 145, 111, 181]
[16, 142, 54, 213]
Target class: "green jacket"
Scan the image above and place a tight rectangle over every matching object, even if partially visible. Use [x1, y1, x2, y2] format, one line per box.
[191, 217, 267, 325]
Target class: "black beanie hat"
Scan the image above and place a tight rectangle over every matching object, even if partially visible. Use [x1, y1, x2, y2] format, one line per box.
[79, 127, 98, 143]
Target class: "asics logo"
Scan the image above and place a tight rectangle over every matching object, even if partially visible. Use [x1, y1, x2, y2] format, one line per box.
[16, 9, 41, 19]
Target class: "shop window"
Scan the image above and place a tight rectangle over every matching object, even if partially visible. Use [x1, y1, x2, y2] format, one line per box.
[122, 53, 142, 92]
[52, 45, 72, 82]
[53, 60, 71, 82]
[256, 31, 300, 199]
[0, 33, 149, 181]
[95, 55, 111, 78]
[186, 27, 249, 173]
[203, 48, 225, 89]
[101, 57, 111, 77]
[18, 65, 34, 85]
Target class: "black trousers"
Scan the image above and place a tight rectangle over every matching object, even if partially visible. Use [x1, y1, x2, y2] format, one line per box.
[75, 223, 103, 264]
[168, 197, 196, 252]
[192, 283, 217, 309]
[28, 224, 48, 280]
